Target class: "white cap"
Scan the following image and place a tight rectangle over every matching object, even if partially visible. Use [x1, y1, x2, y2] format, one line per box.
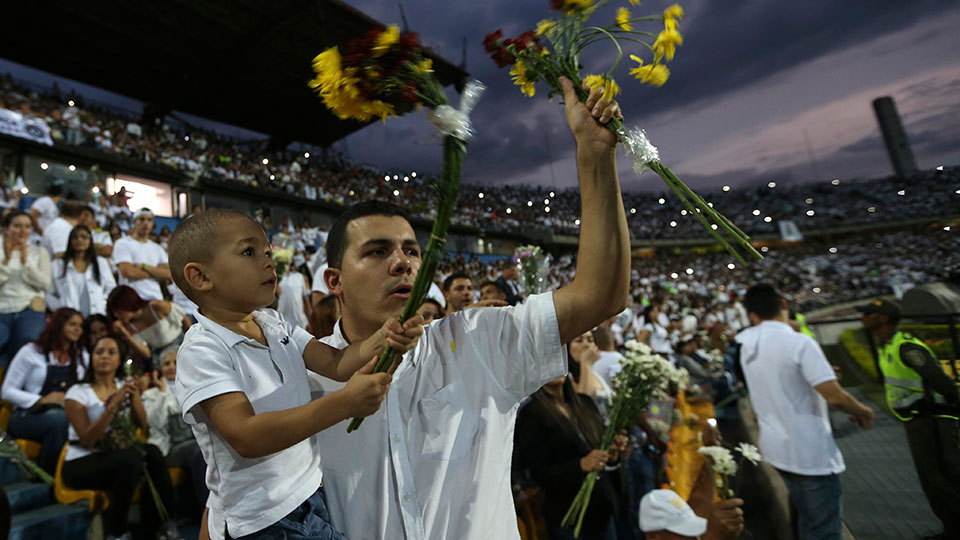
[132, 208, 154, 220]
[639, 489, 708, 536]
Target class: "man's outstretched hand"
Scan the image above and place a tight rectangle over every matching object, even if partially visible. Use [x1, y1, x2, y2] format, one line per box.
[559, 76, 621, 155]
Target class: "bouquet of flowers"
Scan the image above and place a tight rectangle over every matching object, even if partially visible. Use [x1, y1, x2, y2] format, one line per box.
[485, 1, 762, 265]
[513, 244, 550, 296]
[563, 339, 688, 536]
[0, 427, 53, 485]
[309, 25, 485, 432]
[698, 442, 762, 500]
[272, 247, 293, 279]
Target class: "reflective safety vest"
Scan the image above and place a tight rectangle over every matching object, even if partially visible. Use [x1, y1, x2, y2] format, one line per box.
[878, 332, 947, 422]
[795, 313, 816, 339]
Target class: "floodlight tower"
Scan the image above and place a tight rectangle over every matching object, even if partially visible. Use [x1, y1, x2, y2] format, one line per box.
[872, 96, 918, 178]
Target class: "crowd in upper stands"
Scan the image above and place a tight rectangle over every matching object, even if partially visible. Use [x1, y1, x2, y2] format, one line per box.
[3, 74, 958, 241]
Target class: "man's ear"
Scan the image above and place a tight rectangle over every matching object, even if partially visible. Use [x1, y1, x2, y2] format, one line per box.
[183, 262, 213, 295]
[324, 266, 343, 297]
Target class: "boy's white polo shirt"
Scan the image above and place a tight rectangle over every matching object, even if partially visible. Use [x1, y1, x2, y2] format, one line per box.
[174, 308, 323, 539]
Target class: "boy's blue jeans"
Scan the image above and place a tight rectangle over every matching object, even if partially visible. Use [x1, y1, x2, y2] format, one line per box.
[228, 488, 346, 540]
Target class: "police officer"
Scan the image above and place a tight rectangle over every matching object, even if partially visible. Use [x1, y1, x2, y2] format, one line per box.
[859, 299, 960, 540]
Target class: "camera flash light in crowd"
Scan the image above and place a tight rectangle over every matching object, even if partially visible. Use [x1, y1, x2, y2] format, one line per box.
[829, 247, 838, 254]
[768, 182, 776, 188]
[92, 186, 100, 193]
[403, 176, 409, 182]
[262, 158, 269, 165]
[936, 165, 943, 171]
[727, 263, 735, 270]
[708, 202, 714, 208]
[722, 185, 731, 192]
[527, 201, 533, 207]
[384, 175, 390, 181]
[304, 152, 310, 158]
[40, 162, 48, 170]
[681, 209, 687, 216]
[411, 172, 417, 177]
[669, 221, 677, 227]
[549, 191, 555, 197]
[897, 190, 905, 196]
[763, 216, 772, 223]
[575, 219, 580, 226]
[658, 198, 666, 205]
[545, 207, 550, 213]
[184, 136, 190, 141]
[349, 190, 355, 196]
[711, 224, 718, 230]
[67, 100, 75, 106]
[20, 187, 28, 194]
[686, 268, 694, 275]
[761, 246, 769, 253]
[393, 175, 398, 180]
[944, 226, 951, 231]
[393, 190, 400, 197]
[270, 175, 276, 180]
[544, 199, 550, 205]
[478, 193, 484, 199]
[806, 210, 815, 216]
[752, 209, 760, 216]
[506, 208, 512, 214]
[867, 207, 876, 213]
[670, 272, 679, 279]
[805, 198, 813, 204]
[707, 418, 718, 427]
[831, 178, 840, 185]
[68, 165, 76, 171]
[813, 287, 822, 293]
[630, 208, 637, 214]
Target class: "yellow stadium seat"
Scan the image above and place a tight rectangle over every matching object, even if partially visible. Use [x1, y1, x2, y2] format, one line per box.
[54, 443, 109, 513]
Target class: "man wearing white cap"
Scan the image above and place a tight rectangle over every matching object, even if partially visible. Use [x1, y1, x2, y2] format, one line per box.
[113, 207, 171, 300]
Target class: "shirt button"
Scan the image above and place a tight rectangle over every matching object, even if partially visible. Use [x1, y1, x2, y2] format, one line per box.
[403, 493, 412, 503]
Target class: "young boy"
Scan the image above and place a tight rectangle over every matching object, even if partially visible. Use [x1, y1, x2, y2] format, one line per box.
[168, 208, 422, 540]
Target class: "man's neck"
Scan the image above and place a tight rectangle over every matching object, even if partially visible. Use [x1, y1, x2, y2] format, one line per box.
[131, 232, 150, 242]
[873, 326, 895, 346]
[339, 314, 380, 346]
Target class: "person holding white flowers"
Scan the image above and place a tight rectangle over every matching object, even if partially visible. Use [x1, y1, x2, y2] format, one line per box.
[737, 283, 874, 540]
[47, 224, 116, 317]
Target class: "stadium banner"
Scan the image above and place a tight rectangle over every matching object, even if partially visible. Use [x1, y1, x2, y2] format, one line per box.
[778, 220, 804, 242]
[0, 108, 55, 146]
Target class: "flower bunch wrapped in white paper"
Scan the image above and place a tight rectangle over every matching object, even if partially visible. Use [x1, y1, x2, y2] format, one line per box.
[513, 244, 550, 296]
[563, 339, 680, 535]
[698, 442, 762, 499]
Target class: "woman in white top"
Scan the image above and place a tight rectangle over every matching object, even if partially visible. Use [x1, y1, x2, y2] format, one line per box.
[106, 285, 191, 371]
[0, 307, 86, 474]
[567, 331, 614, 420]
[142, 346, 207, 512]
[638, 304, 673, 355]
[0, 210, 51, 366]
[47, 224, 116, 318]
[62, 334, 175, 539]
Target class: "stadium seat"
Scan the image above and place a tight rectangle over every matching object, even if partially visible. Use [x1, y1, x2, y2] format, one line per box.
[0, 401, 42, 459]
[168, 467, 183, 488]
[53, 443, 109, 513]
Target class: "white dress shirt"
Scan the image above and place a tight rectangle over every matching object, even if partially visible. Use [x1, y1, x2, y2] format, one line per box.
[174, 309, 323, 539]
[311, 292, 567, 540]
[736, 320, 844, 475]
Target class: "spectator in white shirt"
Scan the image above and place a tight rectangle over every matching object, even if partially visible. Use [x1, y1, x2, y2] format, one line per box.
[568, 330, 614, 419]
[41, 201, 90, 258]
[1, 307, 86, 474]
[307, 77, 630, 540]
[112, 208, 171, 301]
[591, 326, 624, 389]
[28, 184, 62, 235]
[47, 224, 116, 317]
[736, 283, 875, 539]
[639, 304, 673, 355]
[0, 210, 52, 366]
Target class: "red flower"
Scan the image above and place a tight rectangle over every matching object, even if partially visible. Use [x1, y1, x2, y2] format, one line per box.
[516, 30, 537, 50]
[399, 32, 421, 51]
[550, 0, 563, 11]
[402, 85, 419, 103]
[483, 29, 503, 53]
[491, 48, 514, 68]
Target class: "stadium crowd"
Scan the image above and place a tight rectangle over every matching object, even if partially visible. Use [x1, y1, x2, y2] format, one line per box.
[3, 75, 959, 240]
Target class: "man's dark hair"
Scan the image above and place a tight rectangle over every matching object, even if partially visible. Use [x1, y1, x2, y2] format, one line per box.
[48, 184, 63, 197]
[592, 326, 615, 350]
[743, 283, 783, 319]
[326, 201, 410, 270]
[479, 280, 507, 296]
[443, 272, 472, 292]
[60, 201, 93, 219]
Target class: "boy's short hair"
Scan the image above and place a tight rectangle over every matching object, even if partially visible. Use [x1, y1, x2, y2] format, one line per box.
[327, 201, 410, 270]
[168, 208, 260, 304]
[743, 283, 783, 320]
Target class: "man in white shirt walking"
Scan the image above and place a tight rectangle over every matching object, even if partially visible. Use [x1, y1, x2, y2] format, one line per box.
[311, 77, 629, 540]
[113, 208, 171, 301]
[736, 283, 875, 540]
[29, 184, 63, 235]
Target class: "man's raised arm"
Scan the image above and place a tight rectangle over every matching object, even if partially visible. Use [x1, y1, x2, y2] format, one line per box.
[553, 77, 631, 344]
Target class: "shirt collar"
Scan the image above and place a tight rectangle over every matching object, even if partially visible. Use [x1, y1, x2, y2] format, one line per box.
[332, 318, 420, 366]
[194, 309, 270, 348]
[759, 320, 792, 330]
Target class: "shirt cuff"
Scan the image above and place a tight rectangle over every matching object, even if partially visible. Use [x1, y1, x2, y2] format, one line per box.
[534, 291, 569, 385]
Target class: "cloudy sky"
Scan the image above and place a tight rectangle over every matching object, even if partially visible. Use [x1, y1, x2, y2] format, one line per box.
[339, 0, 960, 191]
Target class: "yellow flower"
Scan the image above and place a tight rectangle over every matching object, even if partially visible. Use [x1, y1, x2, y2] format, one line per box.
[663, 4, 684, 30]
[559, 0, 595, 16]
[416, 58, 434, 73]
[629, 56, 670, 87]
[536, 19, 558, 37]
[628, 0, 642, 5]
[582, 74, 621, 100]
[616, 7, 632, 31]
[309, 46, 396, 122]
[372, 25, 399, 57]
[510, 61, 536, 97]
[653, 27, 684, 62]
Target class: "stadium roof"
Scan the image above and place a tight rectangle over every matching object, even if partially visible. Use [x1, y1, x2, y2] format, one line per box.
[1, 0, 468, 147]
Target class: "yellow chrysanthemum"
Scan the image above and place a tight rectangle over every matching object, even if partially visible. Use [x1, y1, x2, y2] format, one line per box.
[510, 61, 536, 97]
[652, 27, 683, 62]
[416, 58, 434, 73]
[616, 7, 632, 31]
[536, 19, 558, 37]
[663, 4, 685, 20]
[559, 0, 595, 16]
[629, 56, 670, 87]
[372, 25, 399, 57]
[309, 47, 395, 122]
[582, 74, 621, 101]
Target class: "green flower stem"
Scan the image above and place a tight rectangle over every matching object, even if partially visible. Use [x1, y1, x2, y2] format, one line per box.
[579, 27, 624, 75]
[347, 135, 467, 433]
[143, 466, 170, 523]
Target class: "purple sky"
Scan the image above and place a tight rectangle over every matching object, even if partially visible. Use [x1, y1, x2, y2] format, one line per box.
[338, 0, 960, 191]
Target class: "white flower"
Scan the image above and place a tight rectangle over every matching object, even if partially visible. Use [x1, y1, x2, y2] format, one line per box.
[736, 443, 762, 466]
[698, 446, 737, 476]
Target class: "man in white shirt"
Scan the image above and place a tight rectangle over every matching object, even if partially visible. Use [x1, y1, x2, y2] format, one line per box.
[112, 208, 171, 300]
[736, 283, 875, 540]
[312, 78, 629, 540]
[29, 184, 63, 235]
[41, 202, 96, 258]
